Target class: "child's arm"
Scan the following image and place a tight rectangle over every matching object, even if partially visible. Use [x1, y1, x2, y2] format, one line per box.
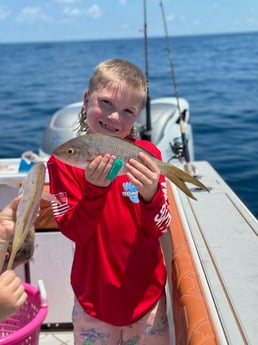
[0, 270, 27, 322]
[48, 155, 112, 244]
[125, 143, 171, 238]
[140, 179, 171, 237]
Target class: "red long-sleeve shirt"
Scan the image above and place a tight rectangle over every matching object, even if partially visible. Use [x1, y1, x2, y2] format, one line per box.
[47, 137, 171, 326]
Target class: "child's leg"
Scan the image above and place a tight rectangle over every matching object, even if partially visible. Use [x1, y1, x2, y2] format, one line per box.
[72, 294, 170, 345]
[72, 298, 121, 345]
[122, 293, 170, 345]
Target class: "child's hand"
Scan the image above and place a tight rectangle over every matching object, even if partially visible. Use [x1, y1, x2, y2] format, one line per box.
[0, 270, 27, 322]
[85, 154, 116, 187]
[125, 152, 160, 202]
[0, 196, 20, 242]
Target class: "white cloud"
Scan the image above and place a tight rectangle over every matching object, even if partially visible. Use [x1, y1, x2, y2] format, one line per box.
[16, 7, 50, 22]
[211, 2, 220, 9]
[0, 7, 9, 21]
[87, 4, 102, 18]
[166, 14, 175, 22]
[121, 22, 129, 29]
[63, 7, 81, 17]
[193, 19, 201, 26]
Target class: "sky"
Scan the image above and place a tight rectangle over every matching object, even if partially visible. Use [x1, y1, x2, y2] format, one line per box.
[0, 0, 258, 43]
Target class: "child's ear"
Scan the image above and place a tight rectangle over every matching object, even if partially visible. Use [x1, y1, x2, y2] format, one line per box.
[83, 91, 89, 109]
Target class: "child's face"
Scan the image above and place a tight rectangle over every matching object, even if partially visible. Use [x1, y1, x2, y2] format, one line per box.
[84, 81, 143, 138]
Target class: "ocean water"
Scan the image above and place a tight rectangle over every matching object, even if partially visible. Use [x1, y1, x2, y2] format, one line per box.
[0, 32, 257, 218]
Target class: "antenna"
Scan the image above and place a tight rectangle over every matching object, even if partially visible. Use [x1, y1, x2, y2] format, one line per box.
[142, 0, 152, 141]
[160, 0, 192, 174]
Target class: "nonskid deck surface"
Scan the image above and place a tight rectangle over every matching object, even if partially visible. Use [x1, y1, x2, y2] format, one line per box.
[39, 331, 73, 345]
[172, 161, 258, 344]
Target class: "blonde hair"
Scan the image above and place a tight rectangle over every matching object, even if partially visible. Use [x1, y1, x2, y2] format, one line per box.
[78, 59, 147, 136]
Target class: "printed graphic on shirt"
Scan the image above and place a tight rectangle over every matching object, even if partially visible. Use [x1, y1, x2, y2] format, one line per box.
[154, 182, 171, 233]
[51, 191, 69, 217]
[122, 182, 139, 204]
[121, 181, 170, 233]
[154, 203, 171, 232]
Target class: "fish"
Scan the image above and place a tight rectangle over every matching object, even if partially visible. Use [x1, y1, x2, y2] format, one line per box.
[7, 162, 46, 270]
[52, 133, 209, 200]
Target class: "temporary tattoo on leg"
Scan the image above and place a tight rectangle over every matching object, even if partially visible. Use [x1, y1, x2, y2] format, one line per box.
[144, 315, 168, 336]
[120, 335, 140, 345]
[80, 328, 110, 345]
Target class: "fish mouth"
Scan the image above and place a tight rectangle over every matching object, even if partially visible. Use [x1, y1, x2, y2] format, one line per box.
[99, 121, 119, 133]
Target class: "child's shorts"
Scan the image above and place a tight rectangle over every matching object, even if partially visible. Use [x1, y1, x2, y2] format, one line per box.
[72, 293, 170, 345]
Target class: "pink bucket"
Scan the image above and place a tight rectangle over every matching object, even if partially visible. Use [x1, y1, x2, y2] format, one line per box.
[0, 281, 48, 345]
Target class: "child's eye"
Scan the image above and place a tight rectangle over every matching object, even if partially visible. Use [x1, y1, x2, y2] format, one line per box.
[102, 99, 112, 106]
[124, 109, 136, 117]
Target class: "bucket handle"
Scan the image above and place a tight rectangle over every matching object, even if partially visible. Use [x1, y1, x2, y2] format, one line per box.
[37, 279, 47, 307]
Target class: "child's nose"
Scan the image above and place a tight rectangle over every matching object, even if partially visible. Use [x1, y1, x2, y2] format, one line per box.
[108, 111, 120, 121]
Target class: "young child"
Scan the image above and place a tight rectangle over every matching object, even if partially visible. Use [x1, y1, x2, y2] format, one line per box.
[0, 197, 28, 322]
[47, 58, 171, 344]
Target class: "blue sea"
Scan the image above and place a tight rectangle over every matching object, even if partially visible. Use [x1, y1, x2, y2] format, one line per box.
[0, 32, 257, 218]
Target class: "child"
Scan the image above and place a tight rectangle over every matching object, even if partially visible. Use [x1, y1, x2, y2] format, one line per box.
[0, 197, 28, 322]
[48, 58, 171, 344]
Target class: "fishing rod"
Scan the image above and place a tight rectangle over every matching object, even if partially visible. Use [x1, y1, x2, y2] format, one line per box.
[159, 0, 192, 174]
[142, 0, 152, 141]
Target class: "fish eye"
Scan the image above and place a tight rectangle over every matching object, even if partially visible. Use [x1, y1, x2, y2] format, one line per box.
[67, 147, 74, 155]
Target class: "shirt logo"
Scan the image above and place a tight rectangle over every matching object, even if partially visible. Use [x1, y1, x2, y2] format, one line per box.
[51, 191, 69, 217]
[122, 182, 139, 203]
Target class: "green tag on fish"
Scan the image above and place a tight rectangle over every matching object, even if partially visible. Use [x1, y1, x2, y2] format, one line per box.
[107, 158, 123, 181]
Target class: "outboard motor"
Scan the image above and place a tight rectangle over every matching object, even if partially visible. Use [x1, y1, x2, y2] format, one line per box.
[39, 102, 82, 158]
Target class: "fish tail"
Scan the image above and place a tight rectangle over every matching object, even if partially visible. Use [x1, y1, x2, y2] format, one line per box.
[158, 161, 209, 199]
[166, 172, 197, 200]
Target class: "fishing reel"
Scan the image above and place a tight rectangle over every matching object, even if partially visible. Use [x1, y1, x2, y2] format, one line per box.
[170, 137, 185, 160]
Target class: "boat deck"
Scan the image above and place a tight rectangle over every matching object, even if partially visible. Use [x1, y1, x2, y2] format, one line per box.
[171, 161, 258, 344]
[39, 331, 73, 345]
[0, 159, 257, 344]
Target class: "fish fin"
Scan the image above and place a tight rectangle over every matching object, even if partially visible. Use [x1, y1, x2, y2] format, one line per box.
[165, 173, 197, 200]
[160, 162, 209, 192]
[159, 162, 209, 199]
